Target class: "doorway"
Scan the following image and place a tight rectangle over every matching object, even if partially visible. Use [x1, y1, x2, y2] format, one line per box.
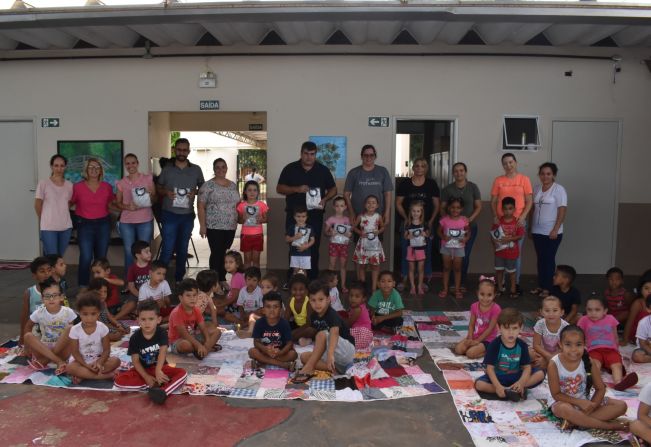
[0, 120, 39, 261]
[551, 120, 620, 273]
[393, 119, 456, 276]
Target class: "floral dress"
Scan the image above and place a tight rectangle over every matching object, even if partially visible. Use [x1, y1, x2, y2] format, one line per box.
[353, 212, 385, 265]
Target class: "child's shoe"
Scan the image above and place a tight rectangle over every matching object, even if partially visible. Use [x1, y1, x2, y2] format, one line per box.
[613, 372, 638, 391]
[148, 386, 167, 404]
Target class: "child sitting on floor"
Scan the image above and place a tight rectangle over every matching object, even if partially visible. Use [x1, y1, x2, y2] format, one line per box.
[474, 308, 545, 402]
[236, 266, 264, 330]
[368, 270, 404, 332]
[122, 240, 153, 320]
[19, 256, 53, 345]
[294, 280, 356, 383]
[346, 281, 373, 350]
[91, 258, 125, 317]
[114, 300, 188, 404]
[632, 294, 651, 363]
[624, 273, 651, 345]
[577, 295, 637, 390]
[548, 325, 628, 431]
[551, 265, 581, 324]
[216, 250, 245, 324]
[532, 295, 569, 369]
[285, 273, 312, 344]
[168, 278, 221, 360]
[195, 269, 219, 324]
[455, 276, 501, 359]
[248, 292, 297, 370]
[23, 277, 76, 375]
[260, 272, 280, 296]
[88, 278, 130, 342]
[138, 261, 173, 320]
[604, 267, 633, 328]
[631, 382, 651, 444]
[66, 291, 121, 383]
[46, 254, 70, 307]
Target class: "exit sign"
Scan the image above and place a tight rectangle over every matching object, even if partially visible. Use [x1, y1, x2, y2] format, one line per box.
[199, 100, 220, 110]
[41, 118, 60, 128]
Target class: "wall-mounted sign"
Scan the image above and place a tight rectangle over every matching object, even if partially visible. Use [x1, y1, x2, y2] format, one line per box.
[200, 100, 220, 110]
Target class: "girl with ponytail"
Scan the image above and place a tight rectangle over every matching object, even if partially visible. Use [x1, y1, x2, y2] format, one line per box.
[547, 325, 628, 431]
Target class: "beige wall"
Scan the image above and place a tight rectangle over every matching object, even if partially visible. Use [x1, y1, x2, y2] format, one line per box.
[1, 50, 650, 272]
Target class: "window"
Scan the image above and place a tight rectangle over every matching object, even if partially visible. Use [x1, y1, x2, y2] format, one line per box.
[502, 116, 541, 150]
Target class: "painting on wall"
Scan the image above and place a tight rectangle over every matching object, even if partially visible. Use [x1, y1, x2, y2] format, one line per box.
[57, 140, 124, 190]
[310, 136, 347, 179]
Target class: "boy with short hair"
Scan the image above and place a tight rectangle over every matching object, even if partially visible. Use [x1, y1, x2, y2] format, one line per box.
[127, 240, 152, 297]
[19, 256, 53, 345]
[551, 265, 581, 324]
[236, 266, 264, 329]
[91, 258, 127, 317]
[294, 280, 356, 382]
[633, 295, 651, 363]
[285, 205, 315, 276]
[138, 261, 173, 319]
[491, 197, 524, 299]
[46, 254, 70, 307]
[475, 307, 545, 402]
[114, 300, 188, 404]
[248, 292, 297, 370]
[168, 278, 221, 359]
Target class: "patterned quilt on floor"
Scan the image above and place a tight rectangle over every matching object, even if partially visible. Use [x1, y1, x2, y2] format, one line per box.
[0, 314, 446, 402]
[416, 310, 644, 446]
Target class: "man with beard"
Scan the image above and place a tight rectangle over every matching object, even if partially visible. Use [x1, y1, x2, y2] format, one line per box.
[156, 139, 205, 281]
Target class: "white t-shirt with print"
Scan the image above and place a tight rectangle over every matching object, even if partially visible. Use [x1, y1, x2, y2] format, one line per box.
[329, 287, 344, 312]
[236, 286, 263, 312]
[534, 318, 569, 354]
[69, 322, 109, 364]
[138, 280, 172, 302]
[639, 382, 651, 407]
[30, 306, 77, 344]
[636, 315, 651, 348]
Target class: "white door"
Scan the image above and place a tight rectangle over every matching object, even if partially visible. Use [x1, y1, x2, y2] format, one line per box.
[551, 120, 619, 273]
[0, 120, 39, 260]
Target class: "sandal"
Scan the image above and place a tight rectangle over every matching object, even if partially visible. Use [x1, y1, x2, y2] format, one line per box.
[212, 344, 223, 352]
[438, 290, 448, 299]
[560, 419, 575, 431]
[291, 372, 314, 384]
[455, 291, 464, 300]
[27, 356, 47, 371]
[54, 363, 67, 376]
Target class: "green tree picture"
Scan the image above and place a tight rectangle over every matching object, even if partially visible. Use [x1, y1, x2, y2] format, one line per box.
[310, 136, 347, 178]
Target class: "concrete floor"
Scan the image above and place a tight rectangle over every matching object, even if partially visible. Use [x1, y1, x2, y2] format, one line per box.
[0, 264, 629, 447]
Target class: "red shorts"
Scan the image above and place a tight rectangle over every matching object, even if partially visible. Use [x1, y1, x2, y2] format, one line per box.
[588, 347, 623, 370]
[241, 233, 263, 252]
[114, 364, 187, 395]
[329, 243, 349, 259]
[406, 246, 426, 261]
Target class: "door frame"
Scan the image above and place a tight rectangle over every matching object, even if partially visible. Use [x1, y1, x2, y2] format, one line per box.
[0, 117, 39, 260]
[390, 115, 459, 270]
[550, 118, 622, 268]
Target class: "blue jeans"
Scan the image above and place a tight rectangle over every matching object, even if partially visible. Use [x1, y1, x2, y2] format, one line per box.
[40, 228, 72, 256]
[532, 233, 563, 291]
[159, 210, 194, 281]
[461, 223, 478, 284]
[515, 221, 527, 284]
[76, 216, 111, 287]
[400, 225, 433, 278]
[119, 220, 154, 273]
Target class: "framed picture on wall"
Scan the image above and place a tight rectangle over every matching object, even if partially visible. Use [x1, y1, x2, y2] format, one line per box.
[57, 140, 124, 190]
[310, 136, 347, 178]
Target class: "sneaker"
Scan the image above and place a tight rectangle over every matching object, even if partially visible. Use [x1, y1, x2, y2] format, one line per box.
[148, 386, 167, 404]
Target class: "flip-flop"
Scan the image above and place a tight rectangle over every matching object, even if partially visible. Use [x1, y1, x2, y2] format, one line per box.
[54, 363, 67, 376]
[27, 357, 47, 371]
[212, 344, 223, 352]
[438, 290, 448, 299]
[292, 372, 314, 384]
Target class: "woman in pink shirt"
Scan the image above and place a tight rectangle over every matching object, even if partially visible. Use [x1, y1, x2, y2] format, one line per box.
[70, 158, 116, 287]
[34, 154, 74, 256]
[490, 153, 533, 295]
[116, 153, 156, 274]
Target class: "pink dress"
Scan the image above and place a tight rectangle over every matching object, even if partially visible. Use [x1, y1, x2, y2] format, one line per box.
[350, 303, 373, 350]
[470, 302, 501, 342]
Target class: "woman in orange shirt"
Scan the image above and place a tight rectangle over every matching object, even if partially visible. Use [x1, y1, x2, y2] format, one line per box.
[490, 153, 533, 296]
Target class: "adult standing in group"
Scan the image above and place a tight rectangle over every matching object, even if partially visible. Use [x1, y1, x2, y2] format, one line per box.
[244, 166, 265, 184]
[344, 144, 394, 227]
[116, 153, 156, 274]
[157, 138, 205, 282]
[198, 158, 240, 282]
[395, 157, 440, 284]
[35, 154, 74, 256]
[490, 152, 533, 294]
[70, 158, 116, 287]
[530, 162, 567, 297]
[277, 141, 337, 280]
[440, 162, 482, 291]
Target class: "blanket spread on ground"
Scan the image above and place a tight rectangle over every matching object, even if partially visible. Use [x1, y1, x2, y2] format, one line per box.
[0, 314, 446, 402]
[417, 310, 644, 447]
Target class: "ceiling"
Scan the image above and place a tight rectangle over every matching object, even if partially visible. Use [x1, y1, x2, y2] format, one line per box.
[0, 2, 650, 53]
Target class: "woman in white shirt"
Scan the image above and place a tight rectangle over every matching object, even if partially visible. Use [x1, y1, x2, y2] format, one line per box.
[530, 162, 567, 297]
